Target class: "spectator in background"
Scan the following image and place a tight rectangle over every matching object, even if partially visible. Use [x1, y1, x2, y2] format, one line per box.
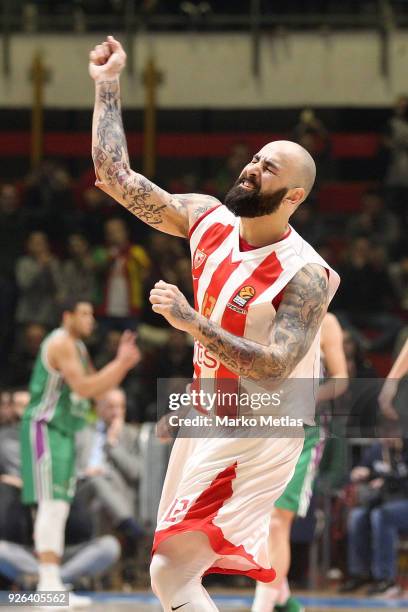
[383, 95, 408, 224]
[389, 256, 408, 312]
[93, 330, 123, 371]
[93, 330, 143, 421]
[76, 388, 143, 546]
[174, 258, 194, 306]
[290, 204, 327, 247]
[94, 218, 150, 330]
[61, 233, 98, 304]
[0, 391, 120, 589]
[341, 328, 380, 438]
[156, 329, 193, 380]
[212, 142, 251, 198]
[0, 497, 121, 591]
[0, 184, 26, 279]
[24, 161, 78, 238]
[167, 173, 202, 197]
[15, 232, 62, 329]
[141, 232, 185, 330]
[291, 108, 333, 187]
[4, 323, 46, 388]
[0, 390, 31, 546]
[340, 433, 408, 598]
[333, 237, 401, 351]
[347, 190, 400, 257]
[0, 184, 23, 365]
[77, 186, 116, 245]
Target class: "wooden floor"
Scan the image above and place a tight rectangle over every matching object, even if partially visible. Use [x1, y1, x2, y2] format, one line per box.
[2, 591, 408, 611]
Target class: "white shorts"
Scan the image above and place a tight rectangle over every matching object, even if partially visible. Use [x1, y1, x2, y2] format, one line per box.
[152, 431, 304, 582]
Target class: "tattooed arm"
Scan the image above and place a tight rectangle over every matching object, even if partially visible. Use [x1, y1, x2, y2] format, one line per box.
[89, 37, 220, 238]
[149, 264, 330, 382]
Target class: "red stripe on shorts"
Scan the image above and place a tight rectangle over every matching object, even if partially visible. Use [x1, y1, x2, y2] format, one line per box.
[152, 461, 276, 583]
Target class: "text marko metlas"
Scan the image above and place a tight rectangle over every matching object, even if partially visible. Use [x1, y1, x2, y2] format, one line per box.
[167, 388, 304, 429]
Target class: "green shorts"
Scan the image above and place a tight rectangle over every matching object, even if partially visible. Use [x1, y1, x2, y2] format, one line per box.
[275, 424, 323, 518]
[20, 419, 76, 505]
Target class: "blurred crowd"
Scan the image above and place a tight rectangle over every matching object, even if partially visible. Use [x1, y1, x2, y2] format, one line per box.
[1, 97, 408, 405]
[1, 96, 408, 594]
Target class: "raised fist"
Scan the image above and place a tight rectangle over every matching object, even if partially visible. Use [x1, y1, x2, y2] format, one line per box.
[89, 35, 126, 81]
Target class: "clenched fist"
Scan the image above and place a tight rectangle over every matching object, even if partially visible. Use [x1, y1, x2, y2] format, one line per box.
[89, 35, 126, 81]
[149, 280, 197, 332]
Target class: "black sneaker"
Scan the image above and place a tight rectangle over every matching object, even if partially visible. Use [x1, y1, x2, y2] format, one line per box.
[338, 576, 371, 593]
[366, 580, 401, 598]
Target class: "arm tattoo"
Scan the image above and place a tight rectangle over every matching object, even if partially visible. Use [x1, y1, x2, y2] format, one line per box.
[92, 80, 219, 234]
[174, 194, 218, 222]
[194, 264, 329, 381]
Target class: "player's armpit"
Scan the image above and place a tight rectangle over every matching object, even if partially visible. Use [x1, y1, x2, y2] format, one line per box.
[190, 263, 329, 382]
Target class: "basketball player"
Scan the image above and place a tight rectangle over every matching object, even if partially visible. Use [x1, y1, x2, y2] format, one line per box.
[20, 298, 139, 605]
[89, 37, 340, 612]
[252, 313, 348, 612]
[379, 337, 408, 420]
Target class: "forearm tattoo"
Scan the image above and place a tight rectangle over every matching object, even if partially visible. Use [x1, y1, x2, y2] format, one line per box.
[92, 80, 218, 233]
[171, 299, 197, 324]
[196, 264, 329, 381]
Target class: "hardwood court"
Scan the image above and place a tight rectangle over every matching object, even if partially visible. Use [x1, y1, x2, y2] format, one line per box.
[2, 592, 408, 611]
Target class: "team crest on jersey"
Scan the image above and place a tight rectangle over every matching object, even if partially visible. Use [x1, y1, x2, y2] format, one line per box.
[193, 248, 207, 269]
[232, 285, 256, 308]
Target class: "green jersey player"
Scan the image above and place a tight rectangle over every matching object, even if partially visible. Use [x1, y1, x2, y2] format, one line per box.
[20, 298, 139, 603]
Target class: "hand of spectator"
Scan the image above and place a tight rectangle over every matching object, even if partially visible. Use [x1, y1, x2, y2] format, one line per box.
[84, 466, 106, 477]
[149, 280, 196, 332]
[107, 416, 124, 446]
[351, 466, 370, 482]
[155, 413, 176, 444]
[116, 330, 141, 371]
[0, 474, 22, 488]
[89, 36, 126, 81]
[379, 379, 400, 421]
[369, 478, 384, 490]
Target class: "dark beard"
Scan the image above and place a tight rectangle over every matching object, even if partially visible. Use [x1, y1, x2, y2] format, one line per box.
[224, 180, 288, 218]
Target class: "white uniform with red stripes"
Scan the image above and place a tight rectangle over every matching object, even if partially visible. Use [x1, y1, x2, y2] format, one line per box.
[152, 205, 340, 582]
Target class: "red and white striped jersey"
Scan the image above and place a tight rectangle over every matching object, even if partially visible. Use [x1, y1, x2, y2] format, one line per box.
[189, 205, 340, 424]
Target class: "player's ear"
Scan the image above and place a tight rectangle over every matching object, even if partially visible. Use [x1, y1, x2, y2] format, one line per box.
[285, 187, 305, 211]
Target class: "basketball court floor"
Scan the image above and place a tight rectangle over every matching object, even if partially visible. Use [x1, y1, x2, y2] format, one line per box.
[2, 591, 408, 611]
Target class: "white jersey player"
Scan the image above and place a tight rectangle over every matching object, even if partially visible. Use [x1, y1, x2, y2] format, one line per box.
[89, 36, 340, 612]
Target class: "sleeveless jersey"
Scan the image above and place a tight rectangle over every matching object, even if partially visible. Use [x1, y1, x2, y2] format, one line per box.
[189, 205, 340, 425]
[23, 328, 92, 435]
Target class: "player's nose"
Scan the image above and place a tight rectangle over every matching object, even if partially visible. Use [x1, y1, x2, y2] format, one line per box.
[245, 165, 261, 184]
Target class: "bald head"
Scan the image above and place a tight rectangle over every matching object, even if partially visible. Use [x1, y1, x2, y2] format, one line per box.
[259, 140, 316, 201]
[225, 139, 317, 220]
[98, 387, 126, 424]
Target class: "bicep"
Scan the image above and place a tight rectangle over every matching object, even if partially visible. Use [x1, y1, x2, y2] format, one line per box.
[96, 165, 220, 238]
[96, 169, 188, 237]
[49, 339, 86, 393]
[270, 264, 329, 371]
